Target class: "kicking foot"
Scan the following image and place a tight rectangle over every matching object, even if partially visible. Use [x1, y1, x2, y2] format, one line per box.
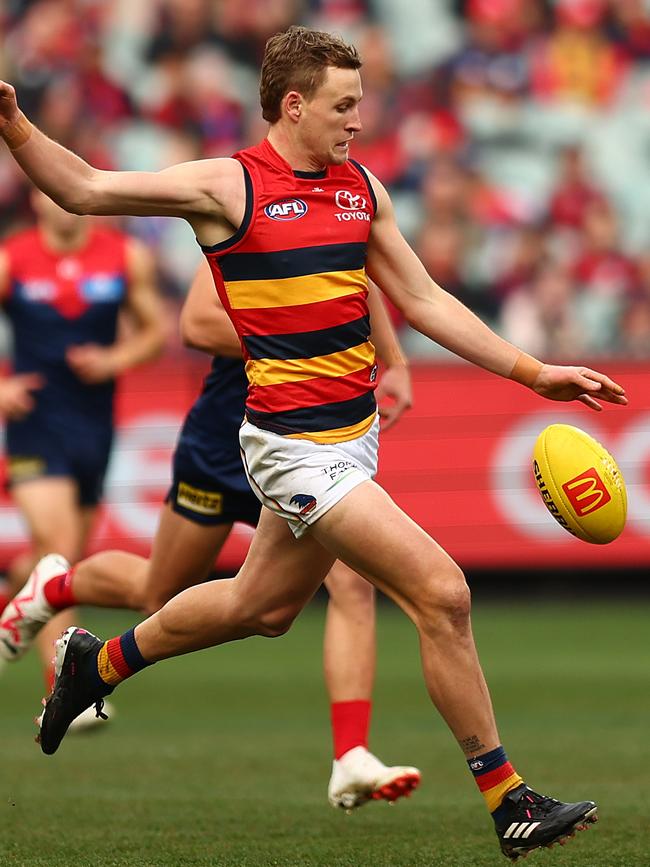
[328, 746, 421, 810]
[37, 626, 112, 755]
[68, 699, 116, 734]
[0, 554, 69, 661]
[494, 783, 598, 861]
[36, 699, 116, 735]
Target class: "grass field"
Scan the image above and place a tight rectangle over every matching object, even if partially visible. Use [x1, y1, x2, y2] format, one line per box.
[1, 598, 649, 867]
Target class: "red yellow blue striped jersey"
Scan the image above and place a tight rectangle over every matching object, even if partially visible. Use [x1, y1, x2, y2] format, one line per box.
[202, 139, 378, 444]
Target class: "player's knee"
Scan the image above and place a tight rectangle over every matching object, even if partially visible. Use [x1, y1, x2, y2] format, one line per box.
[414, 564, 471, 633]
[254, 604, 300, 638]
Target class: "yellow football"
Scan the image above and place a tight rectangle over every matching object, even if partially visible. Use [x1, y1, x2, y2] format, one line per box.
[532, 424, 627, 544]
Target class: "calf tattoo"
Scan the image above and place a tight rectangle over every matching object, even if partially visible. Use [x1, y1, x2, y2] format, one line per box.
[459, 735, 485, 754]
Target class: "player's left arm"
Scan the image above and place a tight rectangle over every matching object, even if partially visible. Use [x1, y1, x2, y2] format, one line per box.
[366, 280, 412, 430]
[179, 258, 242, 358]
[66, 238, 167, 384]
[364, 170, 627, 411]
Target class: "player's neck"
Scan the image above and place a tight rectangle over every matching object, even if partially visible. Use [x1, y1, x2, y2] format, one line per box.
[266, 126, 326, 173]
[39, 224, 90, 254]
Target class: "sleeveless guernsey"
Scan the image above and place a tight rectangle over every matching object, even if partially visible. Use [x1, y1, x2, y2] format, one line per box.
[202, 139, 378, 444]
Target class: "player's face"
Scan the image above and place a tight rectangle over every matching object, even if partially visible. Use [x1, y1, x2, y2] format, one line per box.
[299, 67, 362, 166]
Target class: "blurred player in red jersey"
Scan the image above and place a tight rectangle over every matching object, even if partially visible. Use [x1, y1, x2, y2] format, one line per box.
[0, 26, 628, 860]
[0, 191, 166, 716]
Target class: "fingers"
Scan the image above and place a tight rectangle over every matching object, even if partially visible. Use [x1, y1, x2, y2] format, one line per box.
[579, 368, 626, 396]
[578, 371, 628, 405]
[19, 372, 45, 391]
[379, 406, 398, 431]
[577, 394, 603, 412]
[378, 397, 411, 430]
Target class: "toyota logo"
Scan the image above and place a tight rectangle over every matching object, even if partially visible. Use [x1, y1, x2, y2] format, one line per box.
[335, 190, 367, 211]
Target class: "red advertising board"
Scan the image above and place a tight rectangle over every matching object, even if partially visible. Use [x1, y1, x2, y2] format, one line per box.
[1, 357, 648, 571]
[377, 362, 649, 567]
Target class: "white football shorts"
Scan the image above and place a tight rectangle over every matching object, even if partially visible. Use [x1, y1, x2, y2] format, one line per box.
[239, 415, 379, 539]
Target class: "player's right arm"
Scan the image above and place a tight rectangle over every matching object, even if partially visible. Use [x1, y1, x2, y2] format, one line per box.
[0, 82, 242, 247]
[180, 259, 242, 358]
[0, 248, 44, 418]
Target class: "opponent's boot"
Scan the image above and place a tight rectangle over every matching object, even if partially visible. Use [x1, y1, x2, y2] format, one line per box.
[0, 554, 69, 661]
[327, 745, 420, 810]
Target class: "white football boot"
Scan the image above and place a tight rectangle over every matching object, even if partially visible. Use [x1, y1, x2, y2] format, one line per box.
[0, 553, 70, 661]
[327, 746, 421, 810]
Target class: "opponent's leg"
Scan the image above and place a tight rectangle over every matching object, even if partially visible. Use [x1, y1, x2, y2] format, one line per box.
[324, 562, 376, 705]
[324, 561, 420, 809]
[142, 504, 233, 613]
[3, 478, 87, 681]
[0, 504, 235, 656]
[39, 506, 336, 753]
[67, 505, 233, 612]
[311, 482, 597, 859]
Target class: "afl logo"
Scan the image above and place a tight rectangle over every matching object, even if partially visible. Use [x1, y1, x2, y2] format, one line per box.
[335, 190, 367, 211]
[265, 198, 308, 221]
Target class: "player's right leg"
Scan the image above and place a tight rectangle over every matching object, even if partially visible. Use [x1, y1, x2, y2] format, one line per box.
[310, 481, 597, 859]
[323, 562, 420, 809]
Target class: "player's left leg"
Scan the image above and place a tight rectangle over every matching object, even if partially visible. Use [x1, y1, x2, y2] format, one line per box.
[38, 506, 336, 754]
[324, 561, 420, 809]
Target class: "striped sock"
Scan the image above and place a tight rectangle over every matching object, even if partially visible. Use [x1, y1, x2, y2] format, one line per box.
[96, 627, 151, 689]
[331, 700, 372, 759]
[468, 745, 524, 814]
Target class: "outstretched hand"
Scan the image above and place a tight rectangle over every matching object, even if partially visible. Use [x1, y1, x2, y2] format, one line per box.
[532, 365, 627, 411]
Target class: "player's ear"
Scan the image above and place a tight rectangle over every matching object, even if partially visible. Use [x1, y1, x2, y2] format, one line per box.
[284, 91, 302, 122]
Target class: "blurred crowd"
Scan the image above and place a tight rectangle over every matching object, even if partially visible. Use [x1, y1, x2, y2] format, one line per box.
[2, 0, 650, 359]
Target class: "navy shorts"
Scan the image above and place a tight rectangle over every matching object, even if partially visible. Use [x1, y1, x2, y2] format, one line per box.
[5, 420, 111, 508]
[166, 437, 261, 528]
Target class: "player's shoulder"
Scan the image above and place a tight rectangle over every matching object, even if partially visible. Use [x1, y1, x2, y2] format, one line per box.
[190, 156, 244, 183]
[1, 225, 40, 253]
[348, 161, 384, 194]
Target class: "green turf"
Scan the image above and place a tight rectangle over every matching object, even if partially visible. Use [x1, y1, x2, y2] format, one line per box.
[1, 599, 649, 866]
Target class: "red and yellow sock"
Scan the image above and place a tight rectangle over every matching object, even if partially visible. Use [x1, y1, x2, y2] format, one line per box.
[468, 745, 523, 814]
[96, 627, 151, 688]
[331, 699, 371, 759]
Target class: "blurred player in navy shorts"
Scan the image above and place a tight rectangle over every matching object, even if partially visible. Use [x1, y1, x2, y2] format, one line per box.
[0, 191, 166, 715]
